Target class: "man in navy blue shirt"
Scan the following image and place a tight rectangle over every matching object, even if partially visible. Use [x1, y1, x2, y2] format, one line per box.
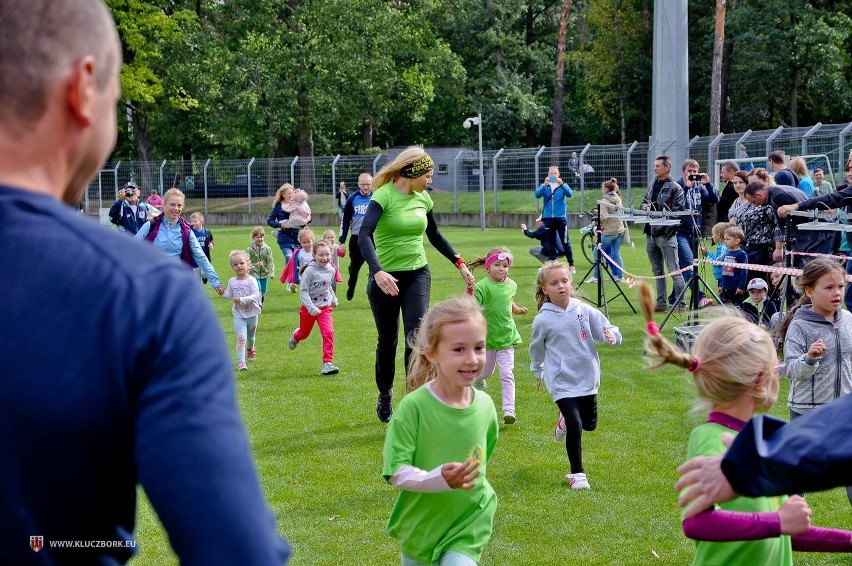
[768, 150, 799, 188]
[0, 1, 289, 564]
[339, 172, 374, 300]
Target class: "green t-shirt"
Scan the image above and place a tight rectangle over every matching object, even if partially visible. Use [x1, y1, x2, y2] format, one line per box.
[474, 277, 521, 350]
[371, 182, 433, 273]
[383, 385, 499, 564]
[683, 422, 792, 566]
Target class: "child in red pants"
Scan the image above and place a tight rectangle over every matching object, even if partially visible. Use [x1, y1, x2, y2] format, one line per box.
[289, 240, 339, 375]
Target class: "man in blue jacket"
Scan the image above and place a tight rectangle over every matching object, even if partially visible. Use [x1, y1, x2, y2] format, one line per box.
[0, 1, 289, 564]
[534, 165, 575, 272]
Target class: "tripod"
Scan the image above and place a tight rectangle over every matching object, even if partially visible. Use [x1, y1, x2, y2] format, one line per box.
[660, 213, 722, 330]
[576, 202, 637, 318]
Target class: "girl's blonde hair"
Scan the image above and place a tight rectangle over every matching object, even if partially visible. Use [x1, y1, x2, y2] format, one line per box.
[534, 260, 575, 310]
[637, 283, 777, 412]
[467, 246, 511, 271]
[406, 297, 486, 394]
[164, 187, 184, 202]
[274, 183, 295, 204]
[251, 225, 265, 238]
[711, 221, 729, 239]
[778, 257, 847, 345]
[297, 227, 315, 245]
[789, 156, 808, 178]
[322, 229, 336, 241]
[228, 249, 249, 263]
[373, 146, 431, 189]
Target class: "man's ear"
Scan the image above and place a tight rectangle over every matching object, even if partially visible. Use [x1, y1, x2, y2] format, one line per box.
[66, 56, 97, 127]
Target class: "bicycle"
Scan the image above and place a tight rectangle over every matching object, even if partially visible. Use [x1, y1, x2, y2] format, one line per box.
[578, 208, 599, 264]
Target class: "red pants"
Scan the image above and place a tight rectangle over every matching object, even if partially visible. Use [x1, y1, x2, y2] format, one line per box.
[294, 305, 335, 362]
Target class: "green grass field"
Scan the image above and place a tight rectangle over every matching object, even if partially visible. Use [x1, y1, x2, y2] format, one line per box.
[132, 226, 852, 565]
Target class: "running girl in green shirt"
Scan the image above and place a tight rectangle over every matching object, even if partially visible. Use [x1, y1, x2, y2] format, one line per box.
[468, 246, 528, 424]
[383, 296, 498, 566]
[638, 282, 852, 565]
[359, 147, 476, 423]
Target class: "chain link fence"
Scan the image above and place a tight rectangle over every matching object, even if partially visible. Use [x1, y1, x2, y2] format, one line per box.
[84, 121, 852, 220]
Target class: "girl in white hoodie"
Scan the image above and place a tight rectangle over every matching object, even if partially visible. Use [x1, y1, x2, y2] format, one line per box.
[529, 261, 621, 490]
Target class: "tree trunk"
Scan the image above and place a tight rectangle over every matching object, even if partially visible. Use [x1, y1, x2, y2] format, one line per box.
[362, 120, 373, 150]
[709, 0, 726, 136]
[129, 104, 155, 191]
[551, 0, 572, 148]
[296, 83, 316, 191]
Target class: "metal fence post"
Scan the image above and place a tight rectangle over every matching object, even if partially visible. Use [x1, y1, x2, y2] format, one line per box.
[736, 129, 752, 158]
[839, 122, 852, 176]
[801, 122, 822, 156]
[113, 161, 121, 199]
[492, 148, 504, 213]
[247, 157, 255, 214]
[707, 133, 724, 186]
[579, 143, 591, 210]
[331, 154, 341, 196]
[685, 135, 700, 158]
[626, 141, 638, 205]
[647, 141, 658, 185]
[159, 160, 166, 193]
[290, 156, 298, 186]
[453, 150, 464, 213]
[766, 126, 784, 157]
[534, 146, 545, 214]
[372, 154, 382, 176]
[203, 158, 211, 217]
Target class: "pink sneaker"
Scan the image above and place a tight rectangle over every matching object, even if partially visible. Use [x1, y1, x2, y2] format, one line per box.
[554, 412, 566, 441]
[566, 472, 590, 490]
[246, 348, 256, 361]
[237, 361, 248, 371]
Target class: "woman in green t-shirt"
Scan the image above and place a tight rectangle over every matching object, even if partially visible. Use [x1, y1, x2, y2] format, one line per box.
[358, 147, 476, 423]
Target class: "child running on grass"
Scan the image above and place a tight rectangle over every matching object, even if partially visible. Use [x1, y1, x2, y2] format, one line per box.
[528, 260, 621, 490]
[280, 227, 315, 293]
[288, 240, 339, 375]
[222, 250, 262, 371]
[383, 296, 498, 566]
[322, 228, 346, 291]
[247, 226, 274, 303]
[468, 246, 528, 424]
[638, 281, 852, 565]
[778, 258, 852, 505]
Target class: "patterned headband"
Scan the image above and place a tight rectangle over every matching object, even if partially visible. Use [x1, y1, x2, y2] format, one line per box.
[399, 155, 434, 179]
[484, 251, 513, 271]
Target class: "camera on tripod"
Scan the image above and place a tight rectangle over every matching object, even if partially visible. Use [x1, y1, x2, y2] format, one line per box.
[687, 174, 702, 182]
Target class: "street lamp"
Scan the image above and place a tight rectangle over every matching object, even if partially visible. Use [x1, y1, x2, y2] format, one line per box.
[463, 113, 485, 231]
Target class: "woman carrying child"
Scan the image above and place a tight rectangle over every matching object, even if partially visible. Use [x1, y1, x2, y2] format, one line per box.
[638, 282, 852, 564]
[383, 297, 498, 566]
[528, 260, 621, 490]
[468, 247, 528, 424]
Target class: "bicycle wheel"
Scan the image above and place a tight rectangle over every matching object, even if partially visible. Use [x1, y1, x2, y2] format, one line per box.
[581, 232, 595, 263]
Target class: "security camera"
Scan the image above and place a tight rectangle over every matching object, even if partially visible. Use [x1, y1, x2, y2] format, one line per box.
[463, 119, 472, 129]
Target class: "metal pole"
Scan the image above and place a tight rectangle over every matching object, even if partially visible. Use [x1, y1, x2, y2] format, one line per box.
[372, 153, 382, 176]
[736, 129, 752, 159]
[159, 160, 166, 193]
[492, 148, 504, 214]
[766, 126, 784, 158]
[203, 158, 211, 217]
[331, 154, 341, 197]
[247, 157, 256, 214]
[685, 135, 700, 158]
[707, 132, 724, 187]
[626, 141, 638, 205]
[113, 161, 121, 197]
[290, 156, 298, 186]
[478, 113, 485, 231]
[838, 122, 852, 178]
[647, 141, 658, 185]
[801, 122, 822, 156]
[453, 150, 464, 213]
[579, 143, 591, 211]
[534, 146, 545, 215]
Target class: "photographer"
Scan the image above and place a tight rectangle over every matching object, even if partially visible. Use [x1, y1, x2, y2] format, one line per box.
[108, 182, 157, 235]
[671, 159, 719, 308]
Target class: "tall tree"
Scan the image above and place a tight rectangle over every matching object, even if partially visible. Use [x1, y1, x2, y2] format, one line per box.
[709, 0, 726, 135]
[551, 0, 573, 147]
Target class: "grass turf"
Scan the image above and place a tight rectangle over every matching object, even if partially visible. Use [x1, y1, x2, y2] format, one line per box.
[132, 225, 852, 565]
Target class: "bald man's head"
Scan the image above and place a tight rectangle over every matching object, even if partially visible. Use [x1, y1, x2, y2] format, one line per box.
[0, 0, 120, 136]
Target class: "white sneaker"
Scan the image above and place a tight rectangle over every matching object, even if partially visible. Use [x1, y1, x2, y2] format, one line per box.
[566, 472, 590, 490]
[554, 412, 567, 441]
[288, 329, 299, 350]
[284, 283, 292, 292]
[321, 362, 339, 375]
[569, 266, 577, 275]
[503, 410, 516, 424]
[585, 277, 598, 284]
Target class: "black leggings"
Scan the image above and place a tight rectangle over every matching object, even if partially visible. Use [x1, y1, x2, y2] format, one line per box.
[544, 217, 574, 264]
[347, 233, 366, 296]
[555, 394, 598, 474]
[367, 265, 431, 395]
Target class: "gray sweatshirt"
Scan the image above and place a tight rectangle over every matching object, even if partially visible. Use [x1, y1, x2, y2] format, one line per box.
[299, 261, 338, 314]
[529, 299, 622, 401]
[783, 305, 852, 412]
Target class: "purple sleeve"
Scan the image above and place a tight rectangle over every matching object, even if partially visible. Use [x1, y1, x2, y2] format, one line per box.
[792, 527, 852, 552]
[682, 509, 780, 541]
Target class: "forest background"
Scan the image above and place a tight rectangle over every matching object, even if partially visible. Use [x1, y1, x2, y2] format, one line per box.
[108, 0, 852, 163]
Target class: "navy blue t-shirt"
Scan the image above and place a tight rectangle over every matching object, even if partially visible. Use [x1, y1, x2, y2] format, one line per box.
[0, 185, 289, 565]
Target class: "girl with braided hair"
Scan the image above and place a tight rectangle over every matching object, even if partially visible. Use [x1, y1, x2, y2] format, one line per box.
[637, 282, 852, 564]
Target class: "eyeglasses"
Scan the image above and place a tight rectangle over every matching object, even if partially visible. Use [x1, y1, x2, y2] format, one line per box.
[358, 183, 371, 187]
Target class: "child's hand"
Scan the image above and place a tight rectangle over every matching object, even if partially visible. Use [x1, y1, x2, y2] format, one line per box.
[512, 304, 529, 315]
[208, 242, 214, 248]
[441, 458, 480, 490]
[603, 327, 617, 345]
[520, 223, 528, 231]
[536, 375, 543, 390]
[778, 495, 811, 535]
[808, 339, 827, 359]
[233, 297, 240, 305]
[698, 245, 706, 255]
[735, 289, 744, 295]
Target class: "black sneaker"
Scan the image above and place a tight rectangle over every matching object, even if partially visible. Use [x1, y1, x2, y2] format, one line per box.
[346, 287, 355, 301]
[376, 392, 393, 423]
